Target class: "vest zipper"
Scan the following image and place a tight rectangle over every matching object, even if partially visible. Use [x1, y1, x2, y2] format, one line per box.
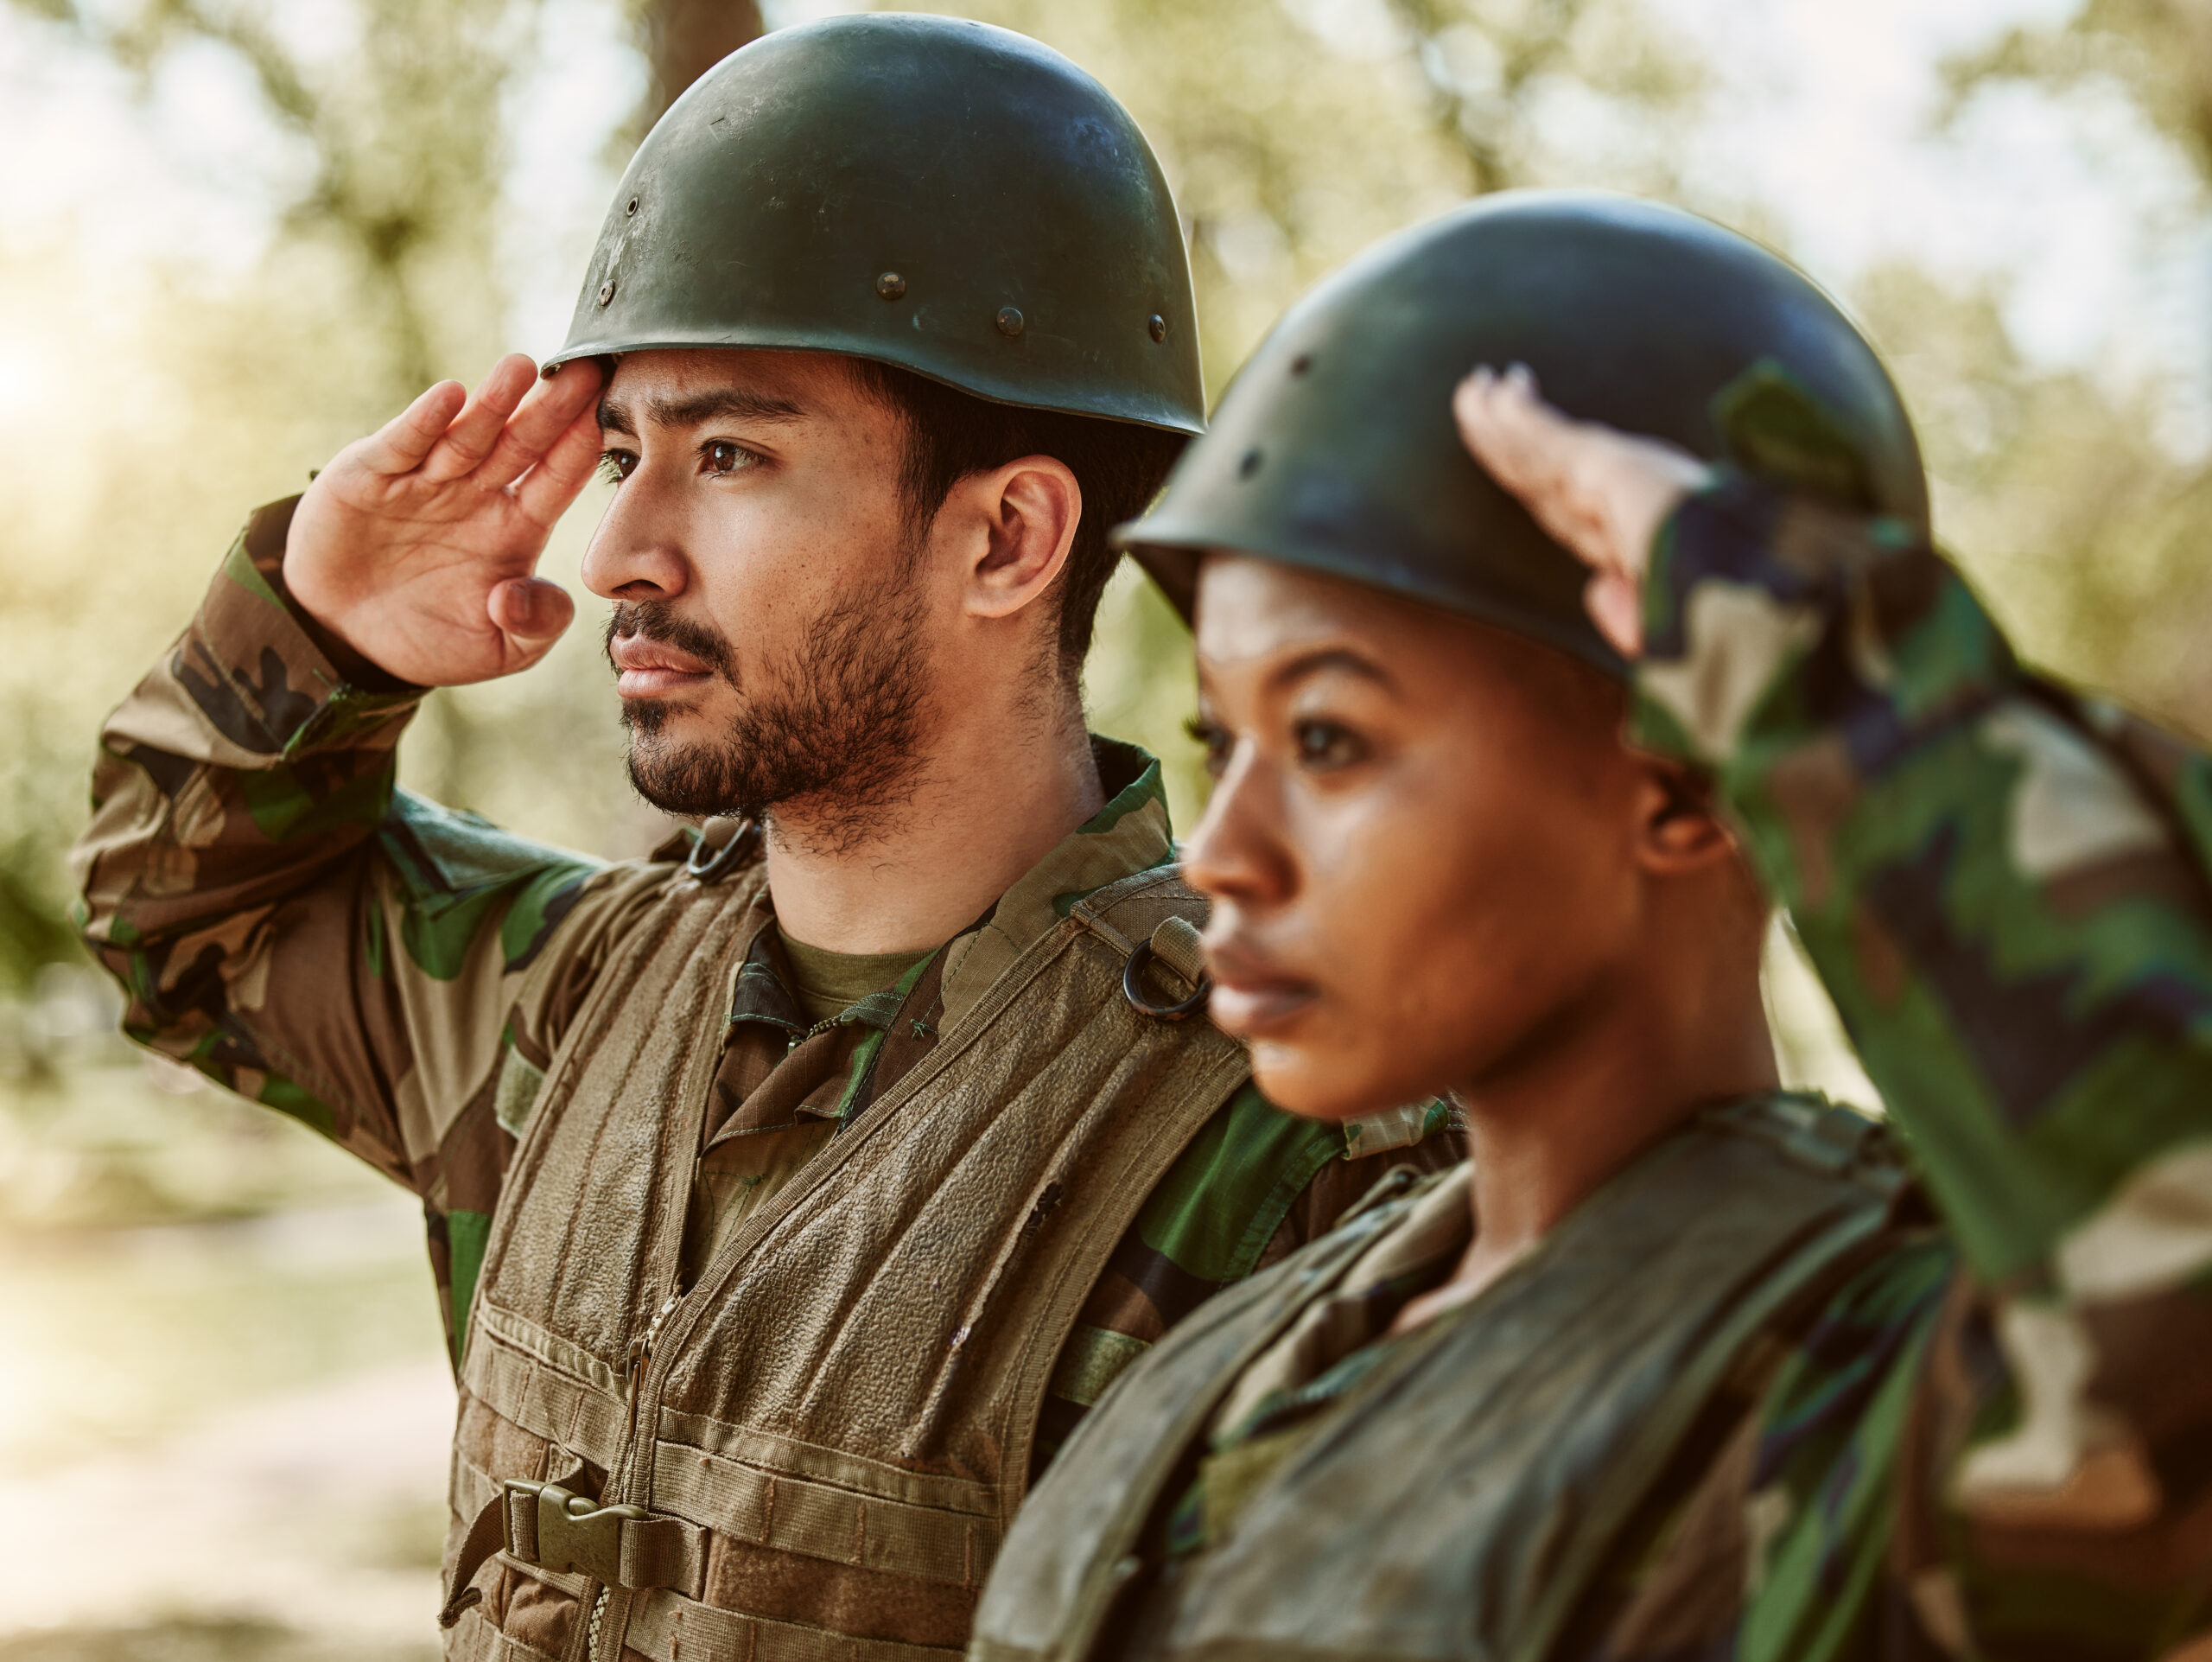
[626, 1292, 681, 1419]
[584, 883, 1238, 1659]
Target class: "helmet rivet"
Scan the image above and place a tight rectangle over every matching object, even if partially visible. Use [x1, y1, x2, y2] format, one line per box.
[1148, 314, 1167, 343]
[995, 306, 1025, 338]
[876, 271, 906, 300]
[597, 280, 616, 307]
[1238, 448, 1262, 479]
[625, 197, 639, 217]
[1290, 353, 1313, 376]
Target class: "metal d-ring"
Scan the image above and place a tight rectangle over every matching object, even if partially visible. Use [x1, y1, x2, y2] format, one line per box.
[685, 818, 761, 884]
[1122, 939, 1211, 1022]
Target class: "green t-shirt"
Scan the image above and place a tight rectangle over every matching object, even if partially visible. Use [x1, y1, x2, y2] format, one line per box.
[776, 927, 933, 1026]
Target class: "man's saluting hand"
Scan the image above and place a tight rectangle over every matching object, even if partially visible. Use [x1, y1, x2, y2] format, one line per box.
[284, 352, 605, 686]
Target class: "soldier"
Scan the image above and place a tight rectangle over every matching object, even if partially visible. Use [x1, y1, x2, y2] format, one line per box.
[973, 192, 2212, 1659]
[71, 18, 1459, 1662]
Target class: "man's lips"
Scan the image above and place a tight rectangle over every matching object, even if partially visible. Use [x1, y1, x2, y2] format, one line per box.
[1203, 937, 1320, 1037]
[608, 634, 715, 699]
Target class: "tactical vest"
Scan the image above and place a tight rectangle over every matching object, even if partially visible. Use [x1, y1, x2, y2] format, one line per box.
[971, 1095, 1909, 1662]
[440, 857, 1248, 1662]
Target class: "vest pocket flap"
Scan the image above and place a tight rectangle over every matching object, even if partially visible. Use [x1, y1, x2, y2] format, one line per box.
[653, 1441, 1002, 1587]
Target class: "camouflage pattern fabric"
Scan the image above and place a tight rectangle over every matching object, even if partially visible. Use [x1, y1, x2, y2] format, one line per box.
[1119, 473, 2212, 1659]
[1604, 474, 2212, 1659]
[71, 495, 1460, 1461]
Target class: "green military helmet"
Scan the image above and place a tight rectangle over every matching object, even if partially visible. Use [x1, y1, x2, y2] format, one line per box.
[545, 12, 1203, 436]
[1116, 190, 1925, 672]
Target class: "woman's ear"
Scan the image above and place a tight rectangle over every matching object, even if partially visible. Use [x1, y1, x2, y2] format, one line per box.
[1630, 755, 1737, 872]
[954, 455, 1082, 621]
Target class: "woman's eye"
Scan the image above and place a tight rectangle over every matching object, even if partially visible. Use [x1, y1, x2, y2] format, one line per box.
[598, 449, 637, 484]
[1293, 718, 1366, 772]
[1186, 716, 1234, 780]
[703, 441, 754, 475]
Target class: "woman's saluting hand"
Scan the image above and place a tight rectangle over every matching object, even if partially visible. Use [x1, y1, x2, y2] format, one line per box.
[1452, 362, 1710, 658]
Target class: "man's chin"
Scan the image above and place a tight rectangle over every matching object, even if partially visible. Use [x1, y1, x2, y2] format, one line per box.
[626, 732, 752, 820]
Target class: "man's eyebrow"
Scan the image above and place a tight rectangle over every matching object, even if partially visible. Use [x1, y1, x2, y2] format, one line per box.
[1266, 646, 1400, 696]
[650, 389, 809, 429]
[597, 388, 810, 436]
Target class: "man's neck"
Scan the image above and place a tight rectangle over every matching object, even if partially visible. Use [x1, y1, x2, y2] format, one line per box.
[762, 702, 1106, 954]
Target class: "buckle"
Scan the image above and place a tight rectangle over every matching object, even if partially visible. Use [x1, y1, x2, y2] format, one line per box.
[503, 1480, 647, 1588]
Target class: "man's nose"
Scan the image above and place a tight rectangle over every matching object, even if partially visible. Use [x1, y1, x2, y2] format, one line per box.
[582, 481, 690, 601]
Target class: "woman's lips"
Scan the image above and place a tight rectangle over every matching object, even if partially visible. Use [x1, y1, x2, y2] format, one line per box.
[608, 635, 715, 700]
[1204, 939, 1320, 1036]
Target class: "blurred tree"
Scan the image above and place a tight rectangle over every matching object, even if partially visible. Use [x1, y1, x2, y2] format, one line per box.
[0, 0, 546, 982]
[1386, 0, 1704, 195]
[1925, 3, 2212, 734]
[632, 0, 763, 127]
[11, 0, 532, 402]
[1945, 0, 2212, 183]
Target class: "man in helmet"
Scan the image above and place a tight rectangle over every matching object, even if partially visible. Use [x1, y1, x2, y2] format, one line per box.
[972, 191, 2212, 1659]
[71, 18, 1457, 1661]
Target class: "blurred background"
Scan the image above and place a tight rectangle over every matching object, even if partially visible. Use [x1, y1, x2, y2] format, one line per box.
[0, 0, 2206, 1652]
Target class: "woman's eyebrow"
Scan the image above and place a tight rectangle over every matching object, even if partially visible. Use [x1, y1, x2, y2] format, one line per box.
[1267, 646, 1400, 696]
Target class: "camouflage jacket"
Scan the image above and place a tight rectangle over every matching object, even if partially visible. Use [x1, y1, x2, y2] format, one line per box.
[1608, 476, 2212, 1658]
[71, 495, 1459, 1465]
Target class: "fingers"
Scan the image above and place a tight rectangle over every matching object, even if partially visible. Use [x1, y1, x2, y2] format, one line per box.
[488, 577, 575, 671]
[353, 380, 468, 475]
[1457, 365, 1616, 569]
[1454, 361, 1710, 574]
[1585, 571, 1645, 658]
[418, 354, 542, 484]
[472, 356, 607, 492]
[514, 394, 613, 526]
[1453, 364, 1578, 501]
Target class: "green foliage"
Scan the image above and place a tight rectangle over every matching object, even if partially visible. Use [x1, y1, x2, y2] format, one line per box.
[1942, 0, 2212, 187]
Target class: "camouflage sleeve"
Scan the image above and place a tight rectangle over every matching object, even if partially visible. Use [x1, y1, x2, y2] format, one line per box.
[1634, 474, 2212, 1652]
[73, 498, 672, 1356]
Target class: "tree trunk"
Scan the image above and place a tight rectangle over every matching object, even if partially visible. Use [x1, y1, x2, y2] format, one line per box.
[639, 0, 766, 124]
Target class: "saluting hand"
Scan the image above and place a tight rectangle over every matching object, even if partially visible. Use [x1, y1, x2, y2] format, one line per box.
[284, 353, 607, 687]
[1452, 363, 1711, 658]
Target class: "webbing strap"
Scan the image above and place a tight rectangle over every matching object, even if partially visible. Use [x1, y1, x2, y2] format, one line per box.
[624, 1587, 965, 1662]
[439, 1485, 513, 1630]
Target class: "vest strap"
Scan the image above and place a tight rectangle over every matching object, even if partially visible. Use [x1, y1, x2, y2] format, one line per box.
[650, 1438, 1001, 1587]
[624, 1587, 964, 1662]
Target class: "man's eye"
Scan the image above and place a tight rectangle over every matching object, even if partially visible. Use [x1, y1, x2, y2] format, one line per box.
[1185, 716, 1234, 780]
[702, 441, 756, 475]
[598, 449, 638, 484]
[1293, 719, 1366, 771]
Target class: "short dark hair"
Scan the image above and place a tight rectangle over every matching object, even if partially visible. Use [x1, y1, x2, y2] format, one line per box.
[848, 360, 1188, 675]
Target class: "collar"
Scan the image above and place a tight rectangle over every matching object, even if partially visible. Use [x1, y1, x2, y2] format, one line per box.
[936, 735, 1175, 1032]
[724, 737, 1173, 1040]
[728, 917, 925, 1040]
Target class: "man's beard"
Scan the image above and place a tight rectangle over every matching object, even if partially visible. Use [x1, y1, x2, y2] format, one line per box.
[609, 582, 933, 855]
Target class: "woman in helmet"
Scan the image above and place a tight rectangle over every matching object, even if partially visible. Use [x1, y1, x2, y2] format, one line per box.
[972, 193, 2212, 1661]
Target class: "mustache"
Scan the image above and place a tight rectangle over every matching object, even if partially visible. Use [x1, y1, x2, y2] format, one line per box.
[605, 600, 734, 678]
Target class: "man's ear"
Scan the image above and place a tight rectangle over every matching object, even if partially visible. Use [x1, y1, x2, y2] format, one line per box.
[952, 455, 1081, 621]
[1629, 755, 1738, 873]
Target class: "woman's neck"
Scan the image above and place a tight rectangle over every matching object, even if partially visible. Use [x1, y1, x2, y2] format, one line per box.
[1390, 945, 1778, 1334]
